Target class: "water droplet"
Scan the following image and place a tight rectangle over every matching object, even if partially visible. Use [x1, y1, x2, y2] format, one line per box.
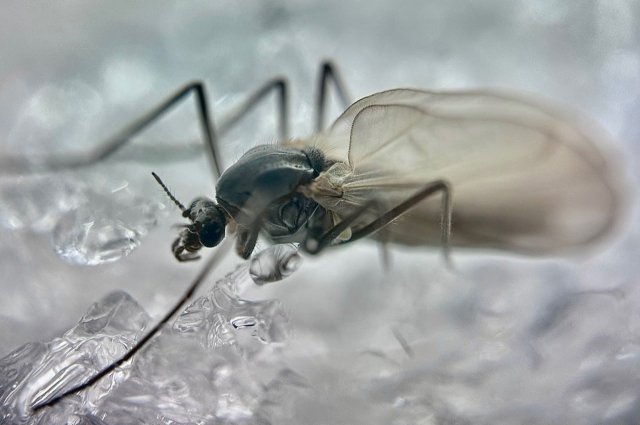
[280, 251, 302, 274]
[231, 316, 257, 329]
[249, 244, 301, 285]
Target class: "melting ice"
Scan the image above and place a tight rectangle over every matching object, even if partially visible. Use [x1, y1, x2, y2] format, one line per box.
[0, 245, 300, 424]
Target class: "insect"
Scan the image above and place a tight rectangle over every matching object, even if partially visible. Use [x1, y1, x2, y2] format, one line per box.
[3, 62, 622, 264]
[153, 72, 622, 265]
[5, 61, 623, 413]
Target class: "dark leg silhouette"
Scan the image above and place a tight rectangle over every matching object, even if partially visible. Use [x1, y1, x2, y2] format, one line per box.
[315, 60, 352, 132]
[2, 78, 289, 178]
[303, 180, 453, 263]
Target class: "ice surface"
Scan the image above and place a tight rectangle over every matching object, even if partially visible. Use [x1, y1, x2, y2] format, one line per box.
[0, 291, 151, 423]
[51, 184, 163, 265]
[0, 172, 163, 265]
[0, 247, 293, 424]
[1, 1, 639, 425]
[0, 174, 84, 233]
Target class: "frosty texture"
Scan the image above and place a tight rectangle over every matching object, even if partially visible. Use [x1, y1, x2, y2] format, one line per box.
[0, 246, 295, 424]
[0, 175, 84, 233]
[0, 172, 161, 265]
[0, 291, 150, 423]
[0, 1, 638, 424]
[99, 264, 292, 424]
[52, 186, 161, 265]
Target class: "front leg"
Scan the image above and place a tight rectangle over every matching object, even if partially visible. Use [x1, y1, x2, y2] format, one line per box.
[235, 226, 261, 259]
[301, 206, 333, 252]
[172, 228, 203, 262]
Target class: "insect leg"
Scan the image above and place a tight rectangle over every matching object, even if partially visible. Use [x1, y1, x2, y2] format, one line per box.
[217, 77, 289, 142]
[377, 228, 393, 271]
[236, 224, 262, 259]
[315, 60, 352, 131]
[314, 61, 401, 265]
[302, 200, 384, 254]
[1, 82, 220, 176]
[353, 180, 453, 264]
[306, 180, 453, 263]
[351, 180, 452, 244]
[2, 78, 289, 178]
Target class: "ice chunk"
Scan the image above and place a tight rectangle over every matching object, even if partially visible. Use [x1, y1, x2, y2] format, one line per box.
[174, 263, 289, 352]
[0, 171, 162, 265]
[52, 185, 162, 265]
[249, 243, 301, 285]
[98, 265, 291, 423]
[0, 174, 84, 233]
[0, 246, 296, 424]
[0, 291, 150, 424]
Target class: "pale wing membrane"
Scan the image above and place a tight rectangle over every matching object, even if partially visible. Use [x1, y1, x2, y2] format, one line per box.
[312, 89, 622, 254]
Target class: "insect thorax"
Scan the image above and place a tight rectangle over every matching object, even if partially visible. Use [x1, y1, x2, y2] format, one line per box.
[214, 144, 332, 239]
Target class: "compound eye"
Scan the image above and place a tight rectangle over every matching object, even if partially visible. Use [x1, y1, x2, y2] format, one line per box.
[199, 223, 224, 248]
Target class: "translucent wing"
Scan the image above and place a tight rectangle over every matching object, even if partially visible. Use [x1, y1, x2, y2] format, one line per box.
[309, 89, 623, 254]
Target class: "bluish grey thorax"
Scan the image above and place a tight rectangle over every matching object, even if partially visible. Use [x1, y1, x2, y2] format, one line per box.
[215, 144, 319, 226]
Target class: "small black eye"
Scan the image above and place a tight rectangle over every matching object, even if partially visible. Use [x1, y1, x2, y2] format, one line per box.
[199, 224, 224, 248]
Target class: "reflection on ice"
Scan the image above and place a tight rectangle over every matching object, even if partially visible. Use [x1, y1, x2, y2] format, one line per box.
[0, 245, 297, 424]
[0, 291, 150, 423]
[52, 187, 161, 265]
[0, 172, 162, 266]
[0, 175, 83, 233]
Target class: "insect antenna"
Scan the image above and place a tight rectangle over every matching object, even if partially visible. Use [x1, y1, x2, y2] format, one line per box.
[151, 172, 188, 215]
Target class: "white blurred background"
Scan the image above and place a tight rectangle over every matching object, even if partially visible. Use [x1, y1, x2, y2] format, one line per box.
[1, 1, 639, 423]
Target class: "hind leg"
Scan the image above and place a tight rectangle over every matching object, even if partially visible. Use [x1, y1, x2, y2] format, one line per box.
[304, 180, 453, 265]
[1, 78, 290, 180]
[315, 60, 352, 132]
